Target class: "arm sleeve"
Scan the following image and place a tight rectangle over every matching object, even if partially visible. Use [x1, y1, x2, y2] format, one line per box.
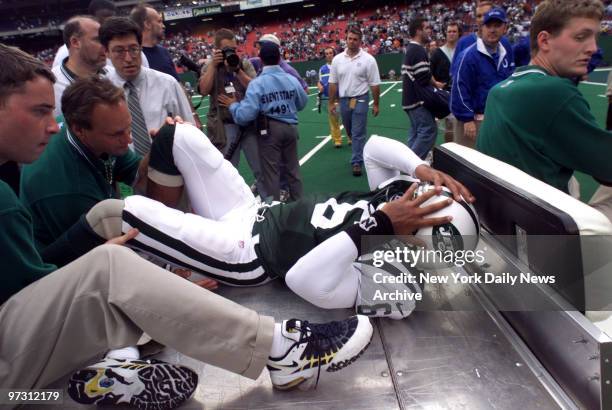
[413, 48, 432, 87]
[329, 60, 338, 84]
[451, 53, 476, 122]
[0, 206, 56, 303]
[367, 55, 382, 86]
[229, 81, 262, 125]
[115, 150, 142, 185]
[40, 213, 105, 267]
[284, 63, 308, 90]
[547, 93, 612, 181]
[296, 82, 309, 111]
[163, 48, 180, 81]
[171, 82, 195, 123]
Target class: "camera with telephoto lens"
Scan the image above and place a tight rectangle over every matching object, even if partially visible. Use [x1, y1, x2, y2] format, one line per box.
[221, 47, 240, 69]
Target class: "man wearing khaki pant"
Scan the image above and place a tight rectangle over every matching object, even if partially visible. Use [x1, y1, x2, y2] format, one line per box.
[0, 44, 372, 409]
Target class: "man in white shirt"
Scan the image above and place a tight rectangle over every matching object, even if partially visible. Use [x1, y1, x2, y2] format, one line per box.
[328, 27, 381, 176]
[52, 16, 107, 117]
[100, 17, 193, 157]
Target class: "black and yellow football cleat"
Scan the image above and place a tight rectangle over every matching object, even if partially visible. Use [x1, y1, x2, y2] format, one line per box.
[267, 315, 373, 390]
[67, 358, 198, 409]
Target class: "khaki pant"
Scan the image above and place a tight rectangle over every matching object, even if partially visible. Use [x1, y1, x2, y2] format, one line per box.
[0, 200, 274, 389]
[453, 119, 482, 148]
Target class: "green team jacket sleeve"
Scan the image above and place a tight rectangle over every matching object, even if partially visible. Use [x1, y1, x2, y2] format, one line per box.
[0, 184, 56, 304]
[547, 88, 612, 183]
[115, 149, 141, 187]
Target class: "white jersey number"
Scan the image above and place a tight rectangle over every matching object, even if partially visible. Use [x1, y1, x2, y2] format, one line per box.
[310, 198, 370, 229]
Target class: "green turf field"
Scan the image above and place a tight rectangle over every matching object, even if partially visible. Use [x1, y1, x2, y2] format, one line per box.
[191, 71, 610, 202]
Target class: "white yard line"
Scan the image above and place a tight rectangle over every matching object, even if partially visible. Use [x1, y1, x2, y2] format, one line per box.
[299, 82, 399, 166]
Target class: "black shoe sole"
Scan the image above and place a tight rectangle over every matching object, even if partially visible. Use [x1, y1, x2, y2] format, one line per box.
[67, 362, 198, 410]
[327, 331, 373, 372]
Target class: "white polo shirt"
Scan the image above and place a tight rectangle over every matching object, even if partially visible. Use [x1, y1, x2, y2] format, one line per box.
[328, 48, 381, 98]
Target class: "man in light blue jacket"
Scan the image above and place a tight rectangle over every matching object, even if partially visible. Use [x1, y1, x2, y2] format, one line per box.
[219, 42, 307, 201]
[450, 7, 514, 147]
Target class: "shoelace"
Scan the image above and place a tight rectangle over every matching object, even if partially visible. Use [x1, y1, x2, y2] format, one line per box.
[288, 320, 345, 388]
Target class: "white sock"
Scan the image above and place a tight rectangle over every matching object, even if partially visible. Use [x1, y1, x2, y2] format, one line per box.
[105, 346, 140, 361]
[269, 323, 293, 358]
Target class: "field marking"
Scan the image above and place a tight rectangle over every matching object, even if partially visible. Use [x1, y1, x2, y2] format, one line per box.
[299, 82, 399, 166]
[582, 81, 606, 86]
[299, 126, 344, 166]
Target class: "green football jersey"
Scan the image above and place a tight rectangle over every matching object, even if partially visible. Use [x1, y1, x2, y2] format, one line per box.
[253, 178, 414, 278]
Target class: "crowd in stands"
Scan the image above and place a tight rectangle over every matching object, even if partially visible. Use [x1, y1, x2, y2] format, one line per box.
[10, 0, 612, 69]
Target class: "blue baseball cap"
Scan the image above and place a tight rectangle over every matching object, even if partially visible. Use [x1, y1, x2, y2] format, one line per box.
[483, 8, 507, 25]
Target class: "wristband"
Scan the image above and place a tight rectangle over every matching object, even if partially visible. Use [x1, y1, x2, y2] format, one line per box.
[345, 210, 394, 254]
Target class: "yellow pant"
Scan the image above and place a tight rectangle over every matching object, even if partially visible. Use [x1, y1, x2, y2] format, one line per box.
[328, 103, 343, 145]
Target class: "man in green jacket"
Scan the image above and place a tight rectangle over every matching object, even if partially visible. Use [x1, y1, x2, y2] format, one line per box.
[0, 43, 374, 408]
[477, 0, 612, 220]
[20, 77, 142, 253]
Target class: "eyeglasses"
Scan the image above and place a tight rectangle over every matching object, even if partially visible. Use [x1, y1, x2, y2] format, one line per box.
[111, 46, 141, 58]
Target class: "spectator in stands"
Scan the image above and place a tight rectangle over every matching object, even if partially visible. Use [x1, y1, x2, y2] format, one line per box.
[101, 17, 193, 157]
[130, 4, 178, 81]
[198, 28, 266, 197]
[0, 44, 370, 405]
[318, 47, 344, 148]
[219, 41, 308, 201]
[51, 16, 107, 117]
[329, 27, 381, 177]
[402, 17, 438, 160]
[477, 0, 612, 221]
[431, 21, 461, 143]
[450, 8, 514, 148]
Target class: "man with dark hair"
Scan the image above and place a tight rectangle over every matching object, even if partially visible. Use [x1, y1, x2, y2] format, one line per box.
[101, 17, 193, 156]
[218, 41, 307, 201]
[130, 4, 178, 80]
[402, 17, 437, 160]
[477, 0, 612, 221]
[52, 15, 107, 117]
[318, 47, 344, 147]
[0, 43, 374, 407]
[430, 21, 460, 143]
[451, 8, 514, 147]
[329, 27, 381, 176]
[198, 28, 266, 196]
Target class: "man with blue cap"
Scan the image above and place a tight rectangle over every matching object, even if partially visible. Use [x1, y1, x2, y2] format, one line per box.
[450, 6, 514, 147]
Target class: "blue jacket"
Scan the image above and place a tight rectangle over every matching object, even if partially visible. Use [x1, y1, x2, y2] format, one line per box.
[451, 33, 513, 78]
[229, 65, 308, 125]
[450, 38, 514, 122]
[319, 63, 332, 97]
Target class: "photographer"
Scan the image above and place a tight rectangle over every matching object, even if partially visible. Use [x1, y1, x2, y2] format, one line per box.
[198, 28, 266, 197]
